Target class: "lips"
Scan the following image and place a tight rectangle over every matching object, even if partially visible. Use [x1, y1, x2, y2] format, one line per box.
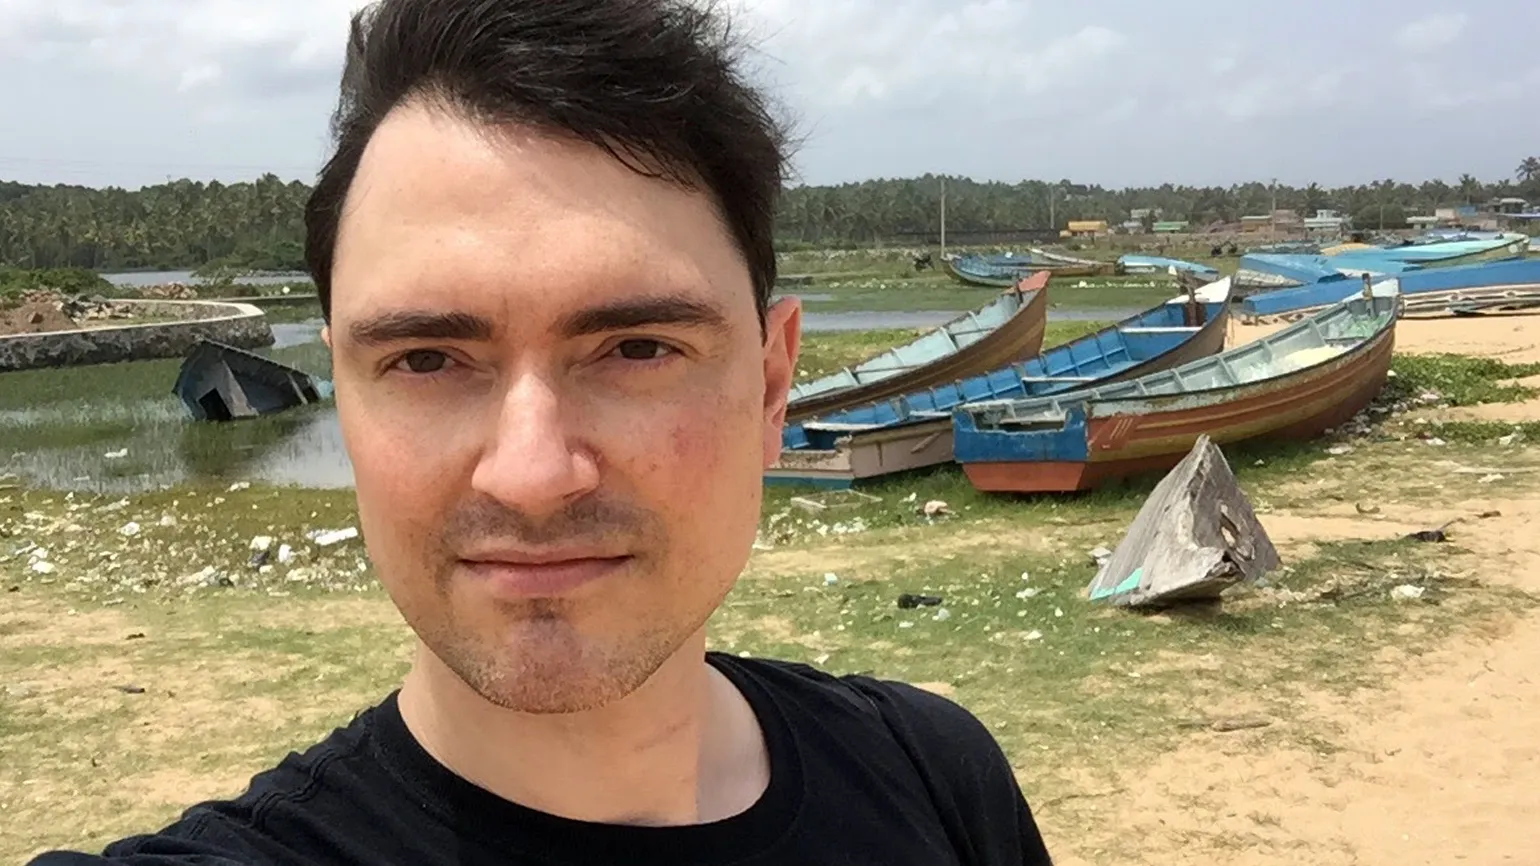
[458, 554, 631, 599]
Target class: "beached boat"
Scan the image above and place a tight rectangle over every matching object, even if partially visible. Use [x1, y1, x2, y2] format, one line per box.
[944, 252, 1110, 286]
[943, 254, 1040, 287]
[953, 283, 1400, 494]
[785, 272, 1049, 422]
[1234, 233, 1531, 294]
[1240, 259, 1540, 321]
[767, 283, 1233, 487]
[174, 339, 325, 422]
[1116, 255, 1220, 280]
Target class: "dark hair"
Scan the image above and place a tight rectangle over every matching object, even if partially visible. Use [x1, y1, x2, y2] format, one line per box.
[304, 0, 788, 328]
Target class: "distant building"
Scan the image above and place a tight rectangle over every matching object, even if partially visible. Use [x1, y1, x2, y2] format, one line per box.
[1064, 220, 1108, 238]
[1239, 215, 1273, 233]
[1128, 207, 1163, 221]
[1151, 220, 1190, 233]
[1407, 215, 1440, 228]
[1303, 209, 1347, 234]
[1434, 205, 1479, 226]
[1491, 197, 1530, 215]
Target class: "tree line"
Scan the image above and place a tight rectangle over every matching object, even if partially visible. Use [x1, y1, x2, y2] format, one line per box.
[3, 160, 1537, 272]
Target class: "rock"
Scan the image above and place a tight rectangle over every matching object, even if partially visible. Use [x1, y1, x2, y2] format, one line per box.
[103, 449, 128, 460]
[118, 521, 141, 537]
[310, 527, 359, 547]
[922, 500, 951, 517]
[1390, 585, 1426, 602]
[158, 515, 177, 527]
[822, 572, 839, 586]
[1015, 587, 1040, 600]
[933, 608, 952, 622]
[250, 536, 274, 552]
[30, 561, 55, 575]
[277, 544, 294, 564]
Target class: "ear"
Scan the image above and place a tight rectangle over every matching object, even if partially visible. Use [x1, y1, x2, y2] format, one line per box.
[760, 296, 802, 470]
[320, 324, 333, 350]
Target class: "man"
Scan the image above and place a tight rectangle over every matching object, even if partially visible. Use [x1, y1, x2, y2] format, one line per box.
[33, 1, 1053, 863]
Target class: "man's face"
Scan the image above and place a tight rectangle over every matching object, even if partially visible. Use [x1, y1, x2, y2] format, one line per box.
[325, 101, 799, 713]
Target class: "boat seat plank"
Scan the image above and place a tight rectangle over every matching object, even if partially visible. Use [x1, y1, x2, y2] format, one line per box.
[1022, 375, 1098, 383]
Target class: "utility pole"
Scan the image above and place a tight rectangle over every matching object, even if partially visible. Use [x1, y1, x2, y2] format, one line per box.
[1048, 186, 1056, 232]
[1270, 177, 1278, 239]
[939, 176, 947, 256]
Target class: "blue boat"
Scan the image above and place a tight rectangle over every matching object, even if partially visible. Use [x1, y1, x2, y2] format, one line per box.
[1240, 259, 1540, 320]
[766, 286, 1233, 488]
[1116, 255, 1220, 280]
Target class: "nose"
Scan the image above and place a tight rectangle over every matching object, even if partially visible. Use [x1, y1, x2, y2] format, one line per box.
[470, 370, 601, 517]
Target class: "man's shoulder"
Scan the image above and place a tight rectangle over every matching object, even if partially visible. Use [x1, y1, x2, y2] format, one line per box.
[712, 653, 1003, 760]
[25, 701, 389, 865]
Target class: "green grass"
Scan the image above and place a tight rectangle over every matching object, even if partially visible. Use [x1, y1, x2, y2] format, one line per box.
[714, 530, 1534, 786]
[1387, 354, 1540, 406]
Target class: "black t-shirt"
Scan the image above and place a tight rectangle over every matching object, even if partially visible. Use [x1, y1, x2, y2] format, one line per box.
[28, 654, 1053, 865]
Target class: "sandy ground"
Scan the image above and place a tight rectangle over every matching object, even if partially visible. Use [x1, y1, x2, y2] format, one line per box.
[1059, 312, 1540, 865]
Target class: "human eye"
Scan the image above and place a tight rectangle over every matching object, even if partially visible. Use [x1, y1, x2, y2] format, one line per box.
[388, 349, 458, 376]
[608, 338, 680, 364]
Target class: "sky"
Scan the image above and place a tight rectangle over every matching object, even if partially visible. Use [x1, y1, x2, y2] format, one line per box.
[0, 0, 1537, 191]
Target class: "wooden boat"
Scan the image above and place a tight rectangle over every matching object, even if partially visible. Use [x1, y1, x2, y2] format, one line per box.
[953, 283, 1400, 494]
[786, 272, 1049, 421]
[1240, 259, 1540, 321]
[767, 282, 1233, 488]
[944, 253, 1109, 286]
[174, 339, 325, 422]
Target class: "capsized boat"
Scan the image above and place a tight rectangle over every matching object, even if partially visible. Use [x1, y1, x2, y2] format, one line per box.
[767, 282, 1233, 488]
[174, 339, 326, 422]
[1239, 259, 1540, 321]
[786, 272, 1049, 422]
[1116, 255, 1220, 280]
[953, 282, 1400, 494]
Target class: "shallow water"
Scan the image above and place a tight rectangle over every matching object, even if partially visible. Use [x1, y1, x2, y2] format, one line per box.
[2, 307, 1138, 493]
[101, 270, 309, 288]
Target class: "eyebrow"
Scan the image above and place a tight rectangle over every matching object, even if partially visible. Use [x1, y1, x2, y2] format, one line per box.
[346, 310, 495, 347]
[554, 294, 733, 339]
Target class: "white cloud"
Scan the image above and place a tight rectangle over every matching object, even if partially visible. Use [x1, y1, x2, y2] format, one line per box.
[0, 0, 356, 97]
[1395, 12, 1468, 53]
[733, 1, 1127, 107]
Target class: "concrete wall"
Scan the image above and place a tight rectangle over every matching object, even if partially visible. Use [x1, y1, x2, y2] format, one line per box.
[0, 300, 275, 373]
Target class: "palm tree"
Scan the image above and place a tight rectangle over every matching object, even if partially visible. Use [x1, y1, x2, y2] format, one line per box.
[1516, 157, 1540, 183]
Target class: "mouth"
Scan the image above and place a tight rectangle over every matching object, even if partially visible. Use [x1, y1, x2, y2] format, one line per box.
[458, 553, 633, 599]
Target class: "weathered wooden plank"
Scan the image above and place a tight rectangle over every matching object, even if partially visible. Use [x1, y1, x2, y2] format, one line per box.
[1087, 434, 1280, 608]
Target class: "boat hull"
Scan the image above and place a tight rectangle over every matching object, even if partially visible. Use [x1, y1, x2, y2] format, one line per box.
[786, 276, 1049, 421]
[960, 319, 1396, 493]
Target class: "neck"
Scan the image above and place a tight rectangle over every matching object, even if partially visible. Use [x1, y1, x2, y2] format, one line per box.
[397, 633, 769, 827]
